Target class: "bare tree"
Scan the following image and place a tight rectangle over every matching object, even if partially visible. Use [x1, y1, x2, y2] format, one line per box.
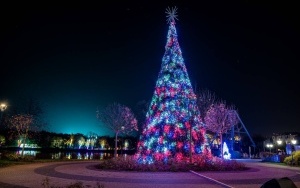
[8, 114, 35, 157]
[65, 134, 74, 148]
[51, 136, 63, 148]
[6, 97, 47, 143]
[86, 131, 98, 149]
[78, 136, 85, 149]
[204, 102, 239, 158]
[99, 137, 109, 149]
[196, 88, 218, 123]
[96, 103, 138, 157]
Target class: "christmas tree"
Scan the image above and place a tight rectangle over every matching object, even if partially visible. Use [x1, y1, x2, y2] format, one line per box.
[135, 7, 207, 164]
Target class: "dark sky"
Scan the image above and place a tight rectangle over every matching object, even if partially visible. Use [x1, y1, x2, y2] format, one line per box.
[0, 1, 299, 137]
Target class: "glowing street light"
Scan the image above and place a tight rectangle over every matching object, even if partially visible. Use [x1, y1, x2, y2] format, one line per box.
[276, 138, 282, 153]
[266, 143, 273, 153]
[0, 103, 7, 112]
[277, 139, 282, 145]
[0, 103, 7, 121]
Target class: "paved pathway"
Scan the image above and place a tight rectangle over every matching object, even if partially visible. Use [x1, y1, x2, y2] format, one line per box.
[0, 159, 299, 188]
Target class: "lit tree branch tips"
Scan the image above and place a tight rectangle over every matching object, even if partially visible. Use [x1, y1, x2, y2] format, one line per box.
[8, 114, 34, 157]
[204, 102, 239, 158]
[196, 89, 217, 123]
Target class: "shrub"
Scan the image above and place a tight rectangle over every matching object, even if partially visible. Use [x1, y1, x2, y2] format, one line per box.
[96, 154, 246, 172]
[283, 151, 300, 166]
[3, 153, 20, 161]
[21, 154, 36, 161]
[260, 151, 272, 159]
[1, 153, 35, 161]
[41, 177, 104, 188]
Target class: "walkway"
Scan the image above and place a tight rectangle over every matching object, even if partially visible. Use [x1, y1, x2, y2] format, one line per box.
[0, 159, 299, 188]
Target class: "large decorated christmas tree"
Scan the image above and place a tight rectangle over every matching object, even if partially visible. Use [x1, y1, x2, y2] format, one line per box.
[135, 7, 207, 164]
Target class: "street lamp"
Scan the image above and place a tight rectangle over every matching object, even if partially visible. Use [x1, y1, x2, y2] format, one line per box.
[276, 138, 282, 154]
[0, 103, 7, 111]
[277, 139, 282, 145]
[0, 103, 7, 122]
[291, 138, 297, 166]
[266, 143, 273, 153]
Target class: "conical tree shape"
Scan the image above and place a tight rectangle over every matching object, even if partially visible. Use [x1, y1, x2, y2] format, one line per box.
[135, 10, 206, 164]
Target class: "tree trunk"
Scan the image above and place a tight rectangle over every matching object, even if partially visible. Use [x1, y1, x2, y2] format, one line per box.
[114, 132, 118, 158]
[220, 133, 223, 159]
[21, 136, 26, 157]
[189, 125, 192, 163]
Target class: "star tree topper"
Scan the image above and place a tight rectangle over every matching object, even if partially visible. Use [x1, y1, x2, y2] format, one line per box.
[166, 6, 179, 24]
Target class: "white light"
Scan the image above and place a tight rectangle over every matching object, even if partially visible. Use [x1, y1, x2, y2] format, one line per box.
[0, 103, 7, 112]
[277, 140, 282, 145]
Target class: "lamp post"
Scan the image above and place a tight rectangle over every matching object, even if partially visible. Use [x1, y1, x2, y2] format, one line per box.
[277, 139, 282, 154]
[291, 138, 297, 166]
[0, 103, 7, 125]
[120, 126, 125, 155]
[266, 143, 273, 153]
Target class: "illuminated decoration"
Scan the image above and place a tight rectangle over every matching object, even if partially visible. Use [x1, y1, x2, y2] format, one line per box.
[65, 135, 74, 148]
[85, 139, 91, 149]
[16, 150, 38, 156]
[89, 136, 97, 150]
[222, 142, 231, 160]
[165, 6, 178, 24]
[135, 7, 207, 164]
[234, 135, 241, 141]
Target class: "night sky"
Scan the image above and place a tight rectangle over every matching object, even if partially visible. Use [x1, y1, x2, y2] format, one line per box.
[0, 1, 299, 137]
